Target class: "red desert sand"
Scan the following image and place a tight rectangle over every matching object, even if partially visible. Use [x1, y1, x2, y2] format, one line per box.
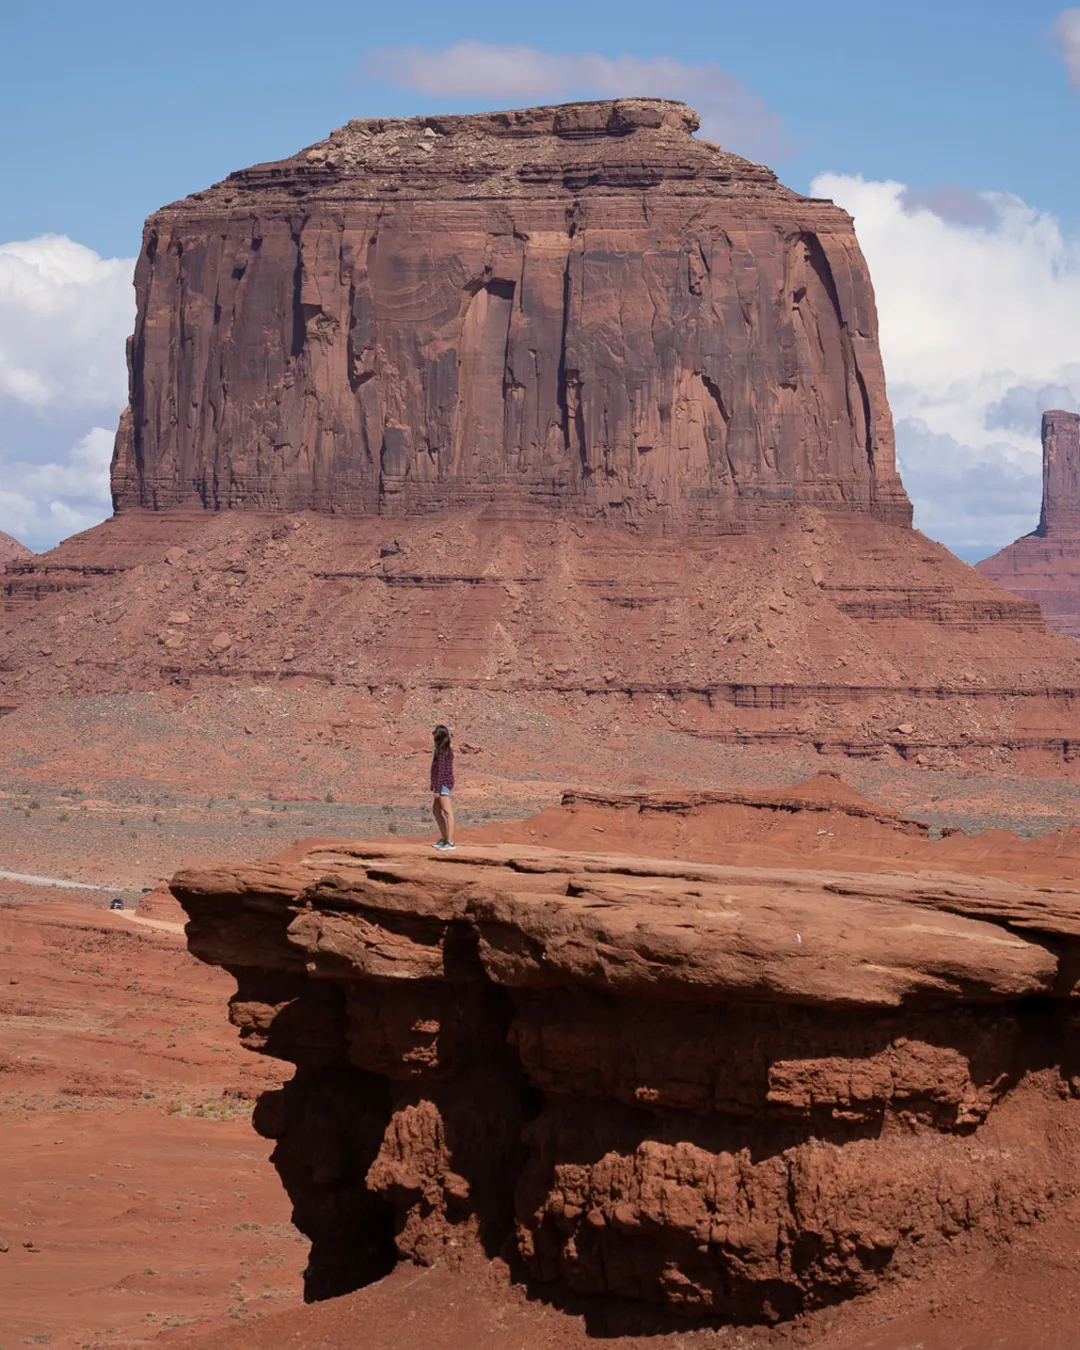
[6, 779, 1080, 1347]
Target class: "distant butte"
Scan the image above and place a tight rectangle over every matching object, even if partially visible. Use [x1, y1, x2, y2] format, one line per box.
[978, 412, 1080, 639]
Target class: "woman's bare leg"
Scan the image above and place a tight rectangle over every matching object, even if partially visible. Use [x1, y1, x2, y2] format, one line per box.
[442, 795, 455, 845]
[433, 794, 448, 842]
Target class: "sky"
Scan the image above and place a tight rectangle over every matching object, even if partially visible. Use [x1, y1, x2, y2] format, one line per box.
[1, 0, 1078, 558]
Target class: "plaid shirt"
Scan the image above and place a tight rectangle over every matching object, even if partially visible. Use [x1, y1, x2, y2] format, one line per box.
[430, 747, 455, 792]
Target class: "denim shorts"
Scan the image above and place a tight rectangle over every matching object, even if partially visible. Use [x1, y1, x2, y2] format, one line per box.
[439, 786, 452, 796]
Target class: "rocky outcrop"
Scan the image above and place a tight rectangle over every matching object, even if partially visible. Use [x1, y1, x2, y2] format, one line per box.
[978, 412, 1080, 639]
[0, 530, 32, 571]
[111, 99, 910, 531]
[174, 838, 1080, 1320]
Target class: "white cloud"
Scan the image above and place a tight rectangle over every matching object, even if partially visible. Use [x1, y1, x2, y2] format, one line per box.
[365, 42, 787, 159]
[1055, 8, 1080, 86]
[0, 426, 116, 554]
[0, 235, 134, 552]
[0, 235, 133, 411]
[811, 173, 1080, 557]
[891, 421, 1042, 563]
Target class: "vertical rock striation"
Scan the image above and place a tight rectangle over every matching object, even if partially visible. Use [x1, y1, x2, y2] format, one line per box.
[1040, 411, 1080, 535]
[979, 412, 1080, 638]
[110, 99, 910, 531]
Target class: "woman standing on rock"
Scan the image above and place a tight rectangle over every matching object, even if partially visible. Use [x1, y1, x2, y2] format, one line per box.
[430, 724, 456, 850]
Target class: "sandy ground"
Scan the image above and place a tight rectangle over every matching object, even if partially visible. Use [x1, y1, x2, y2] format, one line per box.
[4, 776, 1080, 1348]
[173, 1194, 1080, 1350]
[0, 885, 305, 1349]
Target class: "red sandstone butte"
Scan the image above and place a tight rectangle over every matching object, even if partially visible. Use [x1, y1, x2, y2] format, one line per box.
[5, 102, 1080, 778]
[979, 411, 1080, 639]
[111, 99, 910, 531]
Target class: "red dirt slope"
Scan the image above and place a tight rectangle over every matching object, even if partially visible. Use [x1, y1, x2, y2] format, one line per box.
[459, 771, 1080, 883]
[178, 1191, 1080, 1350]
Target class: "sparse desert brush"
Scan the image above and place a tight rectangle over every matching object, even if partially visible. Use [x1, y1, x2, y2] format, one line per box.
[29, 799, 41, 810]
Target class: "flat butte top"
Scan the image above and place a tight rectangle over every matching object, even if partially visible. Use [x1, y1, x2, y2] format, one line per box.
[173, 840, 1080, 1010]
[158, 99, 821, 213]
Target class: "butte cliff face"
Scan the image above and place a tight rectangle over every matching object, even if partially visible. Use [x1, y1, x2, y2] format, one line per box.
[174, 824, 1080, 1319]
[111, 99, 910, 531]
[978, 412, 1080, 639]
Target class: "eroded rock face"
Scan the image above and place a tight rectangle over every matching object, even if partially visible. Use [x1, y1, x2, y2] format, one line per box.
[112, 99, 910, 532]
[979, 412, 1080, 638]
[0, 530, 32, 571]
[174, 838, 1080, 1319]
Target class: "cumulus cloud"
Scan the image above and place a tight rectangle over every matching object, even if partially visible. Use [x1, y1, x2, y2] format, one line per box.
[0, 236, 133, 411]
[892, 421, 1043, 563]
[0, 427, 115, 553]
[1055, 8, 1080, 86]
[365, 42, 788, 159]
[0, 235, 134, 551]
[985, 379, 1080, 434]
[812, 172, 1080, 559]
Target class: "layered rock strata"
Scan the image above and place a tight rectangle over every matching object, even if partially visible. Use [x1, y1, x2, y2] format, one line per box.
[174, 839, 1080, 1320]
[6, 505, 1080, 775]
[111, 99, 910, 531]
[979, 412, 1080, 639]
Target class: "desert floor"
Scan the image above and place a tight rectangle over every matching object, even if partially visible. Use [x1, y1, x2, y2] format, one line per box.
[4, 760, 1080, 1347]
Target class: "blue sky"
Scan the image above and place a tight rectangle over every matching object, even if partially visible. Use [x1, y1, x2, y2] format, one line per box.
[1, 0, 1079, 555]
[3, 0, 1077, 256]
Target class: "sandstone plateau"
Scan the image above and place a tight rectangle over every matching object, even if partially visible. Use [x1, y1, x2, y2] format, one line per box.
[173, 801, 1080, 1325]
[7, 98, 1080, 1350]
[979, 411, 1080, 640]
